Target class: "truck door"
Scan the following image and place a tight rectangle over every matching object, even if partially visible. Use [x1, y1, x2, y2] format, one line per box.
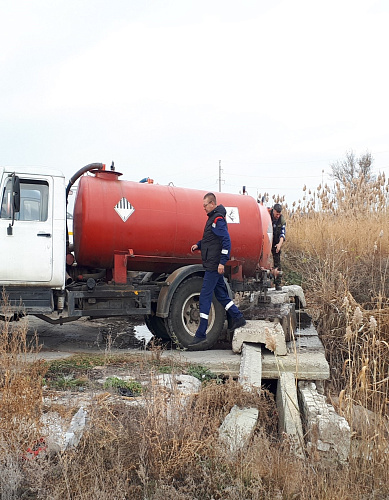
[0, 175, 53, 282]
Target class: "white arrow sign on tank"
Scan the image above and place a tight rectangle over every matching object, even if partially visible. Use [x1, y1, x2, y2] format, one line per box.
[114, 198, 135, 222]
[225, 207, 240, 223]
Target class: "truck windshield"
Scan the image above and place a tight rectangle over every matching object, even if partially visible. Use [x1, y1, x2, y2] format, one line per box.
[0, 178, 49, 221]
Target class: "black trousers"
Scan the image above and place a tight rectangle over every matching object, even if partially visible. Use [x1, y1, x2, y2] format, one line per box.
[272, 247, 281, 285]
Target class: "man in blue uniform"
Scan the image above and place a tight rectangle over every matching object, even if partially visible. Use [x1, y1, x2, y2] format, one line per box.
[189, 192, 246, 349]
[270, 203, 286, 291]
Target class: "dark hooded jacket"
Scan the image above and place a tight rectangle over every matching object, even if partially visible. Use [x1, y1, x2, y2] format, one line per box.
[196, 204, 231, 271]
[270, 209, 286, 247]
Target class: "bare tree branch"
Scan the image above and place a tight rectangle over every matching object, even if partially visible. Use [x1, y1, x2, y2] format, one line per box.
[330, 150, 375, 186]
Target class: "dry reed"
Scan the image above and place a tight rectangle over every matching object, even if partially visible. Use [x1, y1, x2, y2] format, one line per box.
[283, 173, 389, 497]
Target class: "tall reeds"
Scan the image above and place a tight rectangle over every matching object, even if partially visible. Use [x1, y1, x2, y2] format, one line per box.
[284, 174, 389, 492]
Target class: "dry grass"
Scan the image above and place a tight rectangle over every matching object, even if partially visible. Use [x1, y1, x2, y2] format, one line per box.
[1, 315, 388, 500]
[0, 297, 48, 498]
[0, 304, 46, 451]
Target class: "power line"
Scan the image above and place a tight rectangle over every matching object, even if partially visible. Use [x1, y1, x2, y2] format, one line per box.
[223, 183, 314, 191]
[222, 159, 332, 166]
[222, 150, 389, 167]
[223, 171, 329, 179]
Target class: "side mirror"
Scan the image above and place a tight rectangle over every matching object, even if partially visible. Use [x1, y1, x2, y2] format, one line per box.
[7, 174, 20, 235]
[12, 175, 20, 213]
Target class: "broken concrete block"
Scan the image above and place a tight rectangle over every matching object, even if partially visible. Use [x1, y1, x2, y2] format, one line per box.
[254, 285, 306, 309]
[41, 411, 68, 454]
[267, 290, 290, 305]
[219, 405, 259, 453]
[232, 320, 287, 355]
[41, 406, 88, 453]
[282, 285, 307, 308]
[298, 381, 350, 463]
[64, 407, 88, 450]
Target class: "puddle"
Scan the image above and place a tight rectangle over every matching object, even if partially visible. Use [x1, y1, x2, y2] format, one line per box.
[134, 323, 153, 343]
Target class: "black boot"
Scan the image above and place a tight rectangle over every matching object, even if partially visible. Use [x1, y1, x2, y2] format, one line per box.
[229, 316, 246, 331]
[188, 336, 208, 351]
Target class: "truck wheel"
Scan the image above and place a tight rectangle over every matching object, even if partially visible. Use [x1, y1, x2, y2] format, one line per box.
[145, 304, 170, 341]
[166, 276, 225, 349]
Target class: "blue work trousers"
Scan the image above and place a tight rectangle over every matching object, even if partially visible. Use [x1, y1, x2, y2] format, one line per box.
[196, 270, 242, 338]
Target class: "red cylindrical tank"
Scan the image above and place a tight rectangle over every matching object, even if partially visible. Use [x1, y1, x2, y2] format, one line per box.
[73, 170, 272, 277]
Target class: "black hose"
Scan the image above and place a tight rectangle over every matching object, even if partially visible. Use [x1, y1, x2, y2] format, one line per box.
[66, 162, 105, 199]
[65, 163, 105, 250]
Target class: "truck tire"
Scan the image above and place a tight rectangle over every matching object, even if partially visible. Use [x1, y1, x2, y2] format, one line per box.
[166, 276, 225, 349]
[145, 304, 170, 341]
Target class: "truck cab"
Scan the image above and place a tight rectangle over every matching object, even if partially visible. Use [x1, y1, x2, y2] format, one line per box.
[0, 166, 66, 314]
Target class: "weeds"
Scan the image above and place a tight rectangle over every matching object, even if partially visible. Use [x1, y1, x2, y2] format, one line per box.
[47, 374, 89, 391]
[186, 364, 220, 382]
[104, 376, 143, 395]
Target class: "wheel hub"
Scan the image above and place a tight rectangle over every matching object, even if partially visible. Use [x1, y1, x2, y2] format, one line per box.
[182, 293, 215, 335]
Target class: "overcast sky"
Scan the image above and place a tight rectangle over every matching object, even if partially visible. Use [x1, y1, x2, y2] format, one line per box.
[1, 0, 389, 207]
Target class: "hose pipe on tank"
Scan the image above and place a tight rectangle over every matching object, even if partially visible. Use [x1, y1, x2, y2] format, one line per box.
[65, 163, 105, 250]
[66, 163, 106, 199]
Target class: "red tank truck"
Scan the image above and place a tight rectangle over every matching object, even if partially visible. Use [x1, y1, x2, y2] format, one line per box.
[0, 163, 273, 349]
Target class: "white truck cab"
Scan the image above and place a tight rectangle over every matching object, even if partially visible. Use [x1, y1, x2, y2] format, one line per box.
[0, 166, 66, 313]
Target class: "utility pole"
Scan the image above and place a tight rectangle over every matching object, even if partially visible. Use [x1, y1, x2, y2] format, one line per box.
[218, 160, 222, 192]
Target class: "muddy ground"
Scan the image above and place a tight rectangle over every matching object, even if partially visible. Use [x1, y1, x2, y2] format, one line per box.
[25, 316, 153, 358]
[24, 309, 243, 358]
[19, 294, 272, 359]
[4, 289, 266, 359]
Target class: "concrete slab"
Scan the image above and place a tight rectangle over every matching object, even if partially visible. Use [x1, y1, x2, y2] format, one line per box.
[276, 372, 304, 456]
[232, 320, 287, 356]
[163, 348, 330, 380]
[291, 335, 325, 351]
[277, 304, 296, 343]
[295, 325, 319, 337]
[238, 343, 262, 391]
[263, 350, 330, 380]
[162, 349, 242, 377]
[22, 307, 329, 382]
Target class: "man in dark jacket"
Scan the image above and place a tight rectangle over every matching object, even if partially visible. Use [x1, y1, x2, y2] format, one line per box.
[189, 192, 246, 349]
[270, 203, 286, 291]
